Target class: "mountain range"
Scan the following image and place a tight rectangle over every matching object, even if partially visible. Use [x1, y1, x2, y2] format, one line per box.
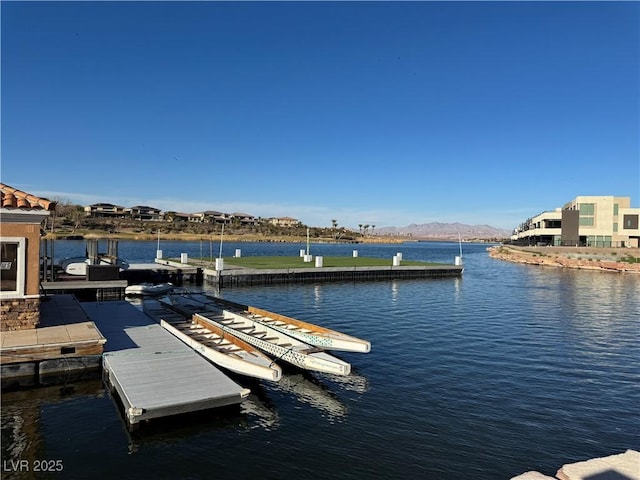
[374, 222, 512, 240]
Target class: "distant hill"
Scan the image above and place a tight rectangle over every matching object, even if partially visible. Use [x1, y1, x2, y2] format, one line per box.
[375, 222, 511, 240]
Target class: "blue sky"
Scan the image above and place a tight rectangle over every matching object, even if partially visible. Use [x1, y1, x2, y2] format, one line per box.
[2, 1, 638, 230]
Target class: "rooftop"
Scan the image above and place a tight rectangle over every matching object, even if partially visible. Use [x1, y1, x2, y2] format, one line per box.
[0, 183, 56, 211]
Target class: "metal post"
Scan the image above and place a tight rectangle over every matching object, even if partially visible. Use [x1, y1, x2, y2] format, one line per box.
[219, 224, 224, 259]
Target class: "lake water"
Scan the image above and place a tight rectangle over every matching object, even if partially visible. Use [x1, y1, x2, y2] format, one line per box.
[2, 241, 639, 479]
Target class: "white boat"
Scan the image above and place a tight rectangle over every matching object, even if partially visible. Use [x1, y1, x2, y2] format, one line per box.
[125, 282, 173, 296]
[213, 297, 371, 353]
[60, 256, 129, 276]
[165, 294, 352, 376]
[143, 300, 282, 382]
[179, 294, 370, 353]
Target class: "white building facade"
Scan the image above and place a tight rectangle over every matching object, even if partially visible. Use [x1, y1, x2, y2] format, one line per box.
[512, 196, 639, 247]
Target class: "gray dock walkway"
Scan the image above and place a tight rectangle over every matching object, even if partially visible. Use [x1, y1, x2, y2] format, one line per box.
[81, 301, 249, 428]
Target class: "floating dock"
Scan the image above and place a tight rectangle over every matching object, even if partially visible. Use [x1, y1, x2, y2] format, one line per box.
[203, 264, 463, 288]
[81, 301, 249, 429]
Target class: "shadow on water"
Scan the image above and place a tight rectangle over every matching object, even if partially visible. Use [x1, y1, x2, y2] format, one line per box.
[119, 365, 359, 451]
[585, 472, 634, 480]
[124, 403, 254, 453]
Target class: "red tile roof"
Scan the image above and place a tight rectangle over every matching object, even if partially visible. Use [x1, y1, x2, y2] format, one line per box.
[0, 183, 56, 211]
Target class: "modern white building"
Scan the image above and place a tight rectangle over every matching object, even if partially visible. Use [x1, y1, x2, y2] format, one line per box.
[512, 196, 639, 247]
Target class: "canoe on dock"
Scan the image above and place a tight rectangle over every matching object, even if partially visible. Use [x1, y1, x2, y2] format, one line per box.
[143, 300, 282, 382]
[164, 294, 352, 376]
[170, 294, 371, 353]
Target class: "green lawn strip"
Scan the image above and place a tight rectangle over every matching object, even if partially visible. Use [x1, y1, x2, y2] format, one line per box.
[220, 256, 444, 269]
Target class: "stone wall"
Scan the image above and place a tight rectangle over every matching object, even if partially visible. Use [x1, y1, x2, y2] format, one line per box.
[1, 298, 40, 331]
[488, 246, 640, 273]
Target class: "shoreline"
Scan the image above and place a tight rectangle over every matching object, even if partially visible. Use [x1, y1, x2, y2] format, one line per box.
[488, 245, 640, 273]
[43, 232, 469, 244]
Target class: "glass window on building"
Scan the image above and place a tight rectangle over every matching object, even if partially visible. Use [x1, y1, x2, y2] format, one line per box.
[580, 203, 595, 215]
[595, 236, 612, 247]
[623, 214, 639, 229]
[614, 203, 619, 216]
[1, 242, 19, 292]
[579, 203, 595, 227]
[613, 223, 618, 233]
[0, 238, 26, 298]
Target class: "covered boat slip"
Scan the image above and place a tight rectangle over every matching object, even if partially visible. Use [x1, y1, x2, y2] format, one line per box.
[81, 301, 249, 429]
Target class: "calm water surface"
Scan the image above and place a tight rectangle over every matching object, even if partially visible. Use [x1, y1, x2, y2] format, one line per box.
[3, 241, 639, 479]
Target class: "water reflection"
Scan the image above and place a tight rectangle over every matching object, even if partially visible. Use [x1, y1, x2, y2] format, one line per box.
[391, 280, 399, 304]
[453, 276, 461, 301]
[317, 369, 370, 394]
[1, 380, 105, 479]
[240, 393, 280, 431]
[527, 268, 640, 349]
[266, 371, 348, 420]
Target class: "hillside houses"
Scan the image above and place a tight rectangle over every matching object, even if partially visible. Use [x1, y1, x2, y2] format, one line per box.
[83, 203, 298, 228]
[269, 217, 301, 227]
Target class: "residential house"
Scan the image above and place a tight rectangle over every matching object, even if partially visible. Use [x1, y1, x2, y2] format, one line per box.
[269, 217, 301, 227]
[84, 203, 127, 218]
[188, 211, 230, 224]
[231, 213, 256, 227]
[128, 205, 162, 221]
[0, 183, 56, 330]
[165, 212, 190, 222]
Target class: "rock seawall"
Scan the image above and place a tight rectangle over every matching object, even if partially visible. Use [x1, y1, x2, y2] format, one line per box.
[488, 245, 640, 273]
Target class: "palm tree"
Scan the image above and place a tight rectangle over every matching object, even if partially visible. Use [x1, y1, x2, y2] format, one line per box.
[358, 224, 363, 235]
[371, 225, 376, 236]
[331, 219, 338, 239]
[363, 224, 370, 236]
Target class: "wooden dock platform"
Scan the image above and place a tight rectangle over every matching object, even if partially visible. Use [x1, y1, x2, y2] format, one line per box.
[1, 295, 107, 389]
[81, 301, 249, 428]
